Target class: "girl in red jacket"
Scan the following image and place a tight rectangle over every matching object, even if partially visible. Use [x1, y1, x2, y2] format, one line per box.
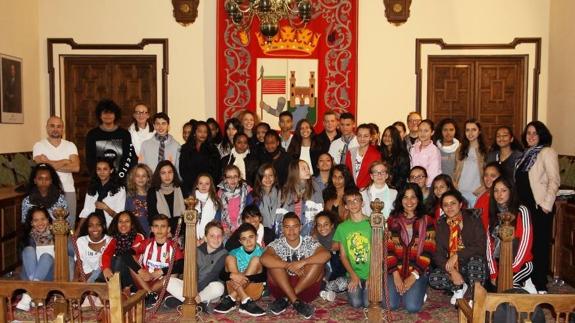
[99, 211, 145, 289]
[486, 177, 535, 293]
[345, 124, 381, 189]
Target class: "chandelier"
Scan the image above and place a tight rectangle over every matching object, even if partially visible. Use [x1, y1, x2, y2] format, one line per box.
[224, 0, 313, 41]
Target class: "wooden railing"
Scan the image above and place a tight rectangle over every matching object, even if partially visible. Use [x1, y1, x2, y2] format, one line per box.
[367, 199, 386, 322]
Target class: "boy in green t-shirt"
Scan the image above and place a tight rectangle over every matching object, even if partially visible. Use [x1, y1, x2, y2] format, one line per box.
[333, 190, 372, 308]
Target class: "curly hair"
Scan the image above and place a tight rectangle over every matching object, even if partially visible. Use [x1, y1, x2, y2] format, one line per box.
[26, 163, 63, 207]
[126, 164, 153, 197]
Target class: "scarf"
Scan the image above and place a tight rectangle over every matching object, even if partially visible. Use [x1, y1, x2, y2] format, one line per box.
[114, 230, 136, 255]
[256, 223, 265, 246]
[156, 185, 185, 218]
[436, 138, 460, 154]
[447, 213, 463, 256]
[316, 230, 334, 251]
[156, 133, 169, 162]
[231, 148, 249, 180]
[195, 190, 217, 238]
[260, 187, 281, 228]
[218, 181, 250, 231]
[397, 214, 428, 257]
[95, 181, 113, 218]
[30, 229, 54, 247]
[517, 145, 543, 172]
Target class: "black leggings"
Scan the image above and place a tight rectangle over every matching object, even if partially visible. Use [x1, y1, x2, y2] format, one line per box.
[97, 256, 134, 289]
[530, 207, 553, 291]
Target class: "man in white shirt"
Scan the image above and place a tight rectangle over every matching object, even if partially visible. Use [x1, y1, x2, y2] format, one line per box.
[328, 112, 358, 164]
[33, 116, 80, 227]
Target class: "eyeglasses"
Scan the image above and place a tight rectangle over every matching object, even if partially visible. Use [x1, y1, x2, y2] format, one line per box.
[345, 198, 362, 205]
[409, 175, 426, 181]
[371, 171, 388, 176]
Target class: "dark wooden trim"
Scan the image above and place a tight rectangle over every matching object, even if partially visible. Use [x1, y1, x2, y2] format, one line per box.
[415, 38, 541, 120]
[47, 38, 169, 115]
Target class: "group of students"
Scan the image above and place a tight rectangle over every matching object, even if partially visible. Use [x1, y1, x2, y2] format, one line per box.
[16, 99, 560, 319]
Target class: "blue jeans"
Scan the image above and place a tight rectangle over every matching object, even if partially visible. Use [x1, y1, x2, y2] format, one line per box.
[384, 273, 428, 313]
[347, 279, 369, 308]
[21, 246, 54, 281]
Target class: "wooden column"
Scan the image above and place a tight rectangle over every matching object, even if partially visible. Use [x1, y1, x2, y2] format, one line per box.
[367, 199, 384, 322]
[181, 197, 199, 322]
[52, 207, 70, 318]
[497, 211, 515, 292]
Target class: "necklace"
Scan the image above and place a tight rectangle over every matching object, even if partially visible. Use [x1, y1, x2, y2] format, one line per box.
[87, 236, 107, 244]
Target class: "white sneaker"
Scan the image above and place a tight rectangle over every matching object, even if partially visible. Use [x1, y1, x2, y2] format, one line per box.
[523, 278, 537, 294]
[450, 283, 468, 305]
[16, 293, 32, 311]
[320, 290, 336, 302]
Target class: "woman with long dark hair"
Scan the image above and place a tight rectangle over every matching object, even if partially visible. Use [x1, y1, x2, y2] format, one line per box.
[486, 177, 535, 293]
[380, 125, 410, 190]
[385, 183, 435, 313]
[180, 120, 222, 194]
[287, 119, 322, 175]
[218, 118, 242, 157]
[207, 117, 223, 146]
[21, 163, 67, 223]
[323, 164, 357, 223]
[251, 163, 282, 229]
[487, 125, 523, 181]
[513, 121, 559, 293]
[147, 160, 186, 235]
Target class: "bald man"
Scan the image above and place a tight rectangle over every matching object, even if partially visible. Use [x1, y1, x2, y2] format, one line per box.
[33, 116, 80, 227]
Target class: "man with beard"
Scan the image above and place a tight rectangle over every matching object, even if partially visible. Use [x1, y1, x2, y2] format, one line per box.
[33, 116, 80, 227]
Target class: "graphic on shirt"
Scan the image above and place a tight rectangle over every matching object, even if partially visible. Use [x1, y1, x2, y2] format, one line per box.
[95, 139, 123, 170]
[346, 232, 370, 265]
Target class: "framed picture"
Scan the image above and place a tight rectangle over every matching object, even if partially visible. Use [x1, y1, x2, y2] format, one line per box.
[1, 55, 24, 124]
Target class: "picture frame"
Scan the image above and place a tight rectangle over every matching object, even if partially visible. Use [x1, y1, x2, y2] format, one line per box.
[0, 55, 24, 124]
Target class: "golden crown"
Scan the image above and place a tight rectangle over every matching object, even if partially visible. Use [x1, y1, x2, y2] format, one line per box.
[257, 25, 320, 57]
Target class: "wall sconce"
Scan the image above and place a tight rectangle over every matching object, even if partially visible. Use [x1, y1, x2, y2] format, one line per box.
[383, 0, 412, 25]
[172, 0, 200, 26]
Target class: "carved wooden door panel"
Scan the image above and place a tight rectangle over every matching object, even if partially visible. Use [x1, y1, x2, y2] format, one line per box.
[63, 56, 157, 175]
[427, 56, 526, 145]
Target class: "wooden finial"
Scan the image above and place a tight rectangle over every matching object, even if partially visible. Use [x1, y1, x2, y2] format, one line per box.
[183, 196, 198, 225]
[370, 199, 385, 228]
[370, 198, 384, 214]
[184, 196, 198, 210]
[51, 207, 69, 235]
[498, 212, 516, 241]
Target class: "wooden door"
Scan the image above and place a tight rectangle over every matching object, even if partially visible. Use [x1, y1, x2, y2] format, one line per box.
[63, 56, 157, 175]
[427, 56, 526, 144]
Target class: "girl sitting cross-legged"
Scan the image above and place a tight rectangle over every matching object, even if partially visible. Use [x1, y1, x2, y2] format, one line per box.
[429, 190, 486, 305]
[74, 212, 111, 283]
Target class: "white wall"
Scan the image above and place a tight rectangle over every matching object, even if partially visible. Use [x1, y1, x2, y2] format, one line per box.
[0, 0, 558, 152]
[548, 0, 575, 155]
[0, 0, 40, 152]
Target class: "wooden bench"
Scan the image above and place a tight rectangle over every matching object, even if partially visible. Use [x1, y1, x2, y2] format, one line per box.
[457, 282, 575, 323]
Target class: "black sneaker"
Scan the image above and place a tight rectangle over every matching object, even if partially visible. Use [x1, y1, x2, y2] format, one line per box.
[239, 299, 266, 317]
[145, 293, 158, 310]
[163, 295, 183, 309]
[292, 299, 314, 319]
[214, 295, 236, 314]
[269, 297, 289, 315]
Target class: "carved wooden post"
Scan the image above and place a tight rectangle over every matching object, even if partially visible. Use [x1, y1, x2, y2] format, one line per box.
[497, 212, 515, 292]
[181, 196, 199, 322]
[367, 199, 384, 322]
[51, 207, 70, 318]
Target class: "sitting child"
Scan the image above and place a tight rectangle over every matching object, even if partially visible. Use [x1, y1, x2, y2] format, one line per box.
[215, 223, 266, 317]
[17, 207, 55, 311]
[125, 214, 184, 308]
[164, 221, 228, 314]
[75, 212, 111, 282]
[225, 204, 275, 251]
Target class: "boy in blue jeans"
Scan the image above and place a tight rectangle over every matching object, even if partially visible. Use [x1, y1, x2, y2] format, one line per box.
[333, 190, 372, 308]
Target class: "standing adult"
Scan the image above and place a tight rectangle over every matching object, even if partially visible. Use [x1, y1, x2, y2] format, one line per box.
[514, 121, 560, 293]
[139, 112, 181, 173]
[33, 116, 79, 226]
[316, 110, 341, 154]
[329, 113, 358, 165]
[85, 99, 136, 180]
[405, 112, 422, 152]
[128, 102, 154, 156]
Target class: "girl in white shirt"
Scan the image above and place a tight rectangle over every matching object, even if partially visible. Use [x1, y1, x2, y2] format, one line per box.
[75, 212, 111, 282]
[360, 161, 397, 218]
[194, 173, 222, 243]
[77, 158, 126, 232]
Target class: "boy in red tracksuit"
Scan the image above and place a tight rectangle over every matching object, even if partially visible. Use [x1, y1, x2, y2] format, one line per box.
[123, 214, 184, 306]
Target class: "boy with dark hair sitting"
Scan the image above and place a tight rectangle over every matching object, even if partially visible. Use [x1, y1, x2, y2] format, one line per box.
[260, 212, 331, 319]
[124, 214, 184, 308]
[215, 223, 267, 317]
